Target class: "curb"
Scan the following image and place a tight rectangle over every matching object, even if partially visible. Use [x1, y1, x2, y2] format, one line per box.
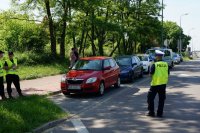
[32, 90, 64, 133]
[32, 118, 67, 133]
[47, 90, 61, 96]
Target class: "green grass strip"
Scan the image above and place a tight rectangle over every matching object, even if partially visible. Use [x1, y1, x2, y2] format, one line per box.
[18, 63, 68, 80]
[0, 95, 67, 133]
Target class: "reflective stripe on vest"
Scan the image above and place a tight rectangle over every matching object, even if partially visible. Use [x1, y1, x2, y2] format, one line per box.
[0, 60, 4, 77]
[151, 61, 168, 86]
[6, 58, 18, 75]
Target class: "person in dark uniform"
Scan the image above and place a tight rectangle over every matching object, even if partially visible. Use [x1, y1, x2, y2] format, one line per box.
[74, 48, 79, 62]
[4, 52, 23, 98]
[147, 50, 169, 117]
[0, 50, 7, 100]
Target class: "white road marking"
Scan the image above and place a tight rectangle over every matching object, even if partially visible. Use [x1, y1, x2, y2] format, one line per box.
[71, 119, 89, 133]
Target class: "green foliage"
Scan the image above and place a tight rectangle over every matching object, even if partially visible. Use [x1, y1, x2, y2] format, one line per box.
[0, 95, 67, 133]
[4, 0, 192, 59]
[0, 11, 49, 53]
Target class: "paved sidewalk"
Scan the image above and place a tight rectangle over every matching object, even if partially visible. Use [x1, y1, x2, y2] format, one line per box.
[2, 74, 63, 99]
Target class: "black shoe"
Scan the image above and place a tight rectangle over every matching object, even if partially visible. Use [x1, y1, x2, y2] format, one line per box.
[19, 93, 24, 97]
[1, 96, 7, 100]
[157, 114, 163, 118]
[146, 112, 155, 117]
[9, 95, 14, 99]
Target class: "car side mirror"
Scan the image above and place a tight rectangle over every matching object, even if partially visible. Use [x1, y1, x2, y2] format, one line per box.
[132, 63, 137, 66]
[104, 66, 111, 70]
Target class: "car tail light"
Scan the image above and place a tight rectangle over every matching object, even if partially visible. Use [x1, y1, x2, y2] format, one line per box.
[61, 75, 67, 83]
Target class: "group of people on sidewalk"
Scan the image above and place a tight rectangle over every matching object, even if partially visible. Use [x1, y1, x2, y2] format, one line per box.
[0, 51, 23, 100]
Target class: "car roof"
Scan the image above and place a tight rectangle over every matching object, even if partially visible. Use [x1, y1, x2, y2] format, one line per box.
[116, 55, 136, 58]
[80, 56, 112, 60]
[137, 54, 148, 57]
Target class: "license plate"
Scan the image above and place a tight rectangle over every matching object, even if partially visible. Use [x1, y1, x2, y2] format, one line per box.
[68, 85, 81, 90]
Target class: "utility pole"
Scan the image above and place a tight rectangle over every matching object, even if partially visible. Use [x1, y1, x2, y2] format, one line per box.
[161, 0, 164, 47]
[179, 13, 188, 54]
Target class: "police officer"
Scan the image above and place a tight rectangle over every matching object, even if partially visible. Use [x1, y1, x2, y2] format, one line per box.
[4, 52, 23, 98]
[147, 50, 169, 117]
[0, 50, 7, 100]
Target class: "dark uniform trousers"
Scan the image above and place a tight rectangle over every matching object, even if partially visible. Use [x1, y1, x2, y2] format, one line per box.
[6, 74, 22, 96]
[147, 84, 166, 116]
[0, 76, 5, 97]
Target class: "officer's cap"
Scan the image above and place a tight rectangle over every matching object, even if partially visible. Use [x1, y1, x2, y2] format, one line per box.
[0, 50, 4, 54]
[155, 50, 165, 56]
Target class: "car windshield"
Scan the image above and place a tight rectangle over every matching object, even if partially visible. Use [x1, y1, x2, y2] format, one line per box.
[146, 49, 156, 57]
[116, 57, 131, 66]
[173, 54, 178, 57]
[138, 56, 148, 61]
[72, 60, 102, 71]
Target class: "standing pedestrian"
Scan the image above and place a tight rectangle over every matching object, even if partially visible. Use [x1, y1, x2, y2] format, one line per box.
[0, 50, 7, 100]
[4, 52, 23, 98]
[69, 48, 77, 69]
[147, 50, 169, 117]
[74, 48, 79, 62]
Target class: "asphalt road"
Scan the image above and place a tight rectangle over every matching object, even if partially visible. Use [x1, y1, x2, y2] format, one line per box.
[44, 59, 200, 133]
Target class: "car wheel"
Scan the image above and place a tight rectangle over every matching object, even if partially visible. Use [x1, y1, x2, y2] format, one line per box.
[114, 77, 120, 88]
[147, 66, 150, 74]
[139, 69, 143, 78]
[170, 62, 174, 69]
[98, 82, 105, 96]
[63, 92, 70, 96]
[130, 73, 134, 82]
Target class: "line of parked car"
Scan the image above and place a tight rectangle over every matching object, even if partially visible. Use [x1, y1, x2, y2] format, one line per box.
[60, 47, 183, 96]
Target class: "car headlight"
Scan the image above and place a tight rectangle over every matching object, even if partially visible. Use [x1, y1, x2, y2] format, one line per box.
[61, 75, 66, 83]
[86, 77, 97, 84]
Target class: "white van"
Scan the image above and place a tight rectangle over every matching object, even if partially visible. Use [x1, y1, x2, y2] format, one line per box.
[146, 48, 174, 68]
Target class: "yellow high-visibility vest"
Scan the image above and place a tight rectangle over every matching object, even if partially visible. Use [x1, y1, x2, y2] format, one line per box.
[0, 59, 4, 77]
[6, 58, 18, 75]
[151, 61, 168, 86]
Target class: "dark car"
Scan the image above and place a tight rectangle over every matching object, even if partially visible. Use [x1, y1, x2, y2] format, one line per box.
[115, 55, 143, 82]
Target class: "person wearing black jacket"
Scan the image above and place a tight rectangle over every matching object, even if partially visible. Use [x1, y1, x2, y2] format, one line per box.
[0, 50, 7, 100]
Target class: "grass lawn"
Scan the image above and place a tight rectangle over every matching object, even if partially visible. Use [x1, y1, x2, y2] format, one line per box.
[0, 95, 68, 133]
[18, 63, 69, 80]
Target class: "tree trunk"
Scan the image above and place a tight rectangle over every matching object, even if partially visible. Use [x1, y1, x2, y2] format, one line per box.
[60, 0, 68, 58]
[82, 32, 88, 57]
[109, 38, 121, 57]
[79, 12, 88, 55]
[45, 0, 56, 56]
[91, 10, 96, 56]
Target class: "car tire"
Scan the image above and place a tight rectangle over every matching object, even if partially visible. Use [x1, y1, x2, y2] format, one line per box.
[63, 92, 70, 96]
[147, 66, 150, 74]
[98, 82, 105, 96]
[129, 72, 134, 82]
[114, 77, 120, 88]
[170, 62, 174, 69]
[139, 69, 143, 78]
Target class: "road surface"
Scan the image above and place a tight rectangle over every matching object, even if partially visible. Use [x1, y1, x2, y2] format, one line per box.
[44, 59, 200, 133]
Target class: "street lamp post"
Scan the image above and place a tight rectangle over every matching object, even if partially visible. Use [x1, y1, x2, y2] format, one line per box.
[188, 28, 195, 51]
[179, 13, 188, 54]
[161, 0, 164, 47]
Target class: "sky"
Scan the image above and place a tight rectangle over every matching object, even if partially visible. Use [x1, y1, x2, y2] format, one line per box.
[0, 0, 199, 51]
[163, 0, 200, 51]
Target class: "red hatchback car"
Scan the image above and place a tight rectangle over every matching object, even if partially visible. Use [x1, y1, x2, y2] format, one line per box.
[61, 56, 120, 96]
